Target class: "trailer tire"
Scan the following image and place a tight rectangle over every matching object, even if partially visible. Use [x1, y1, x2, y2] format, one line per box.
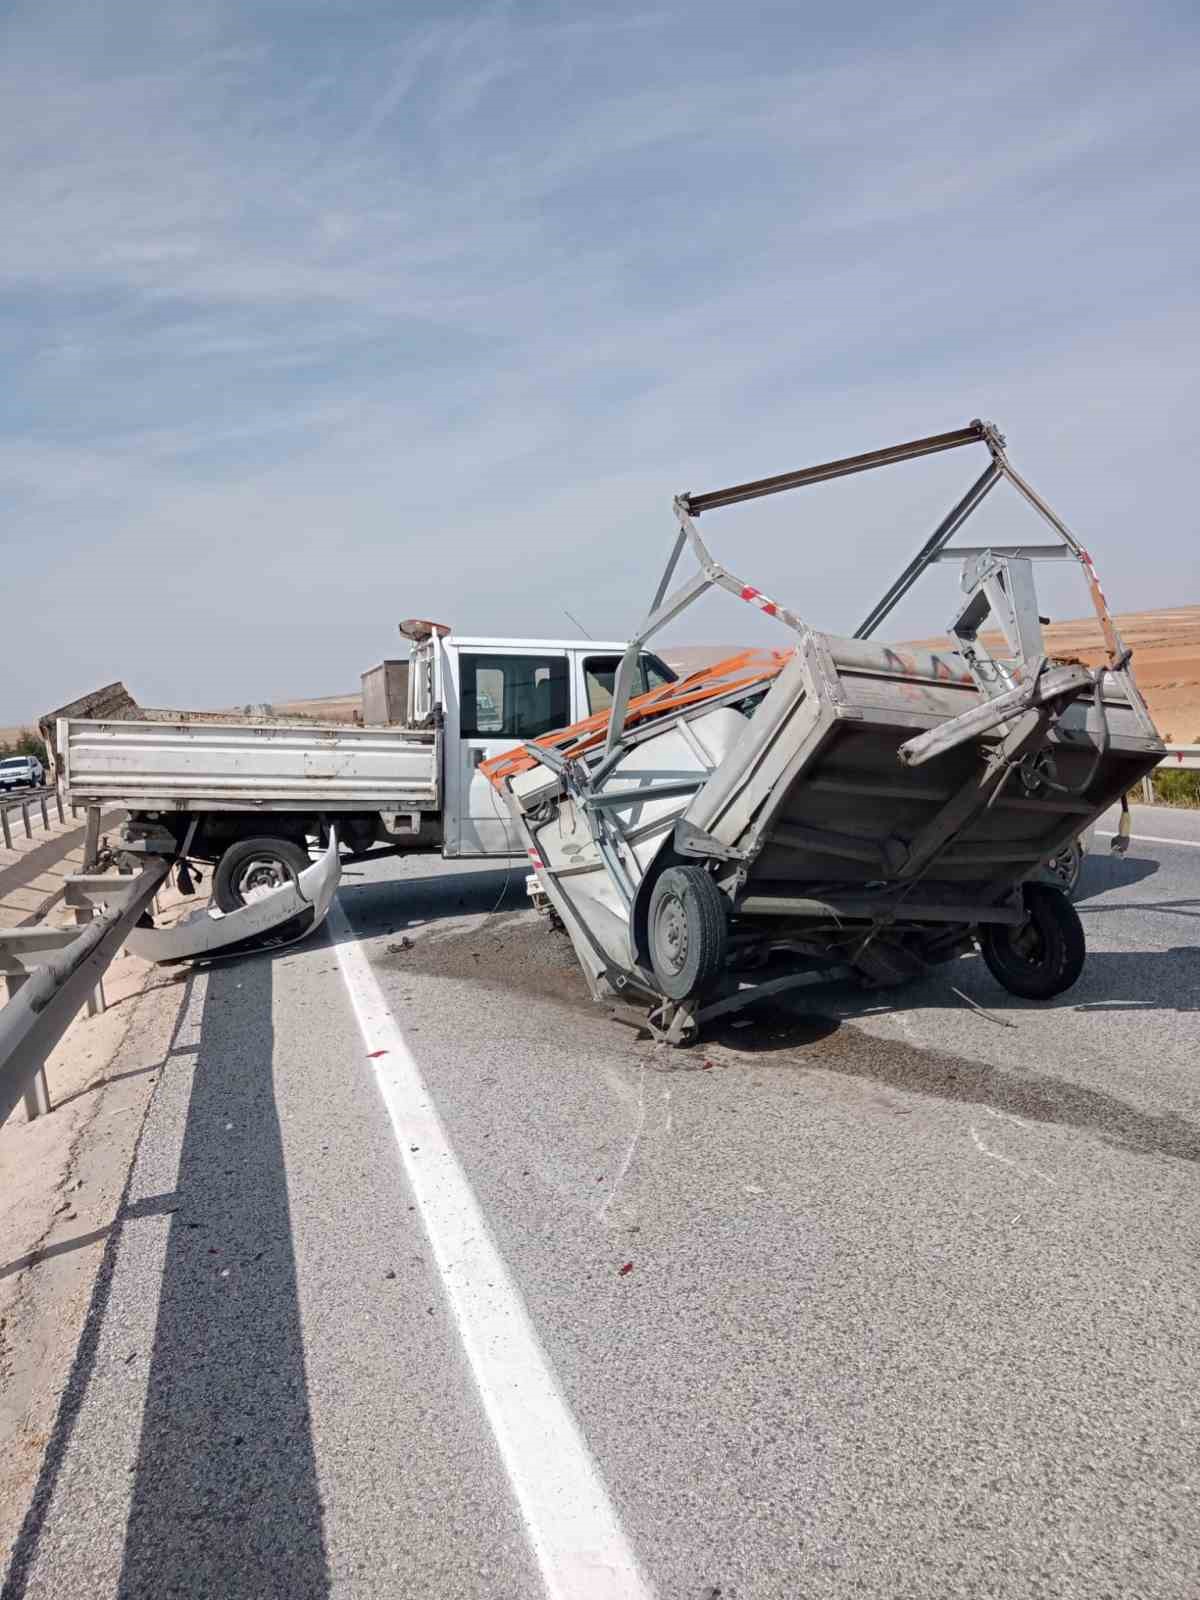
[214, 836, 309, 913]
[1042, 838, 1084, 898]
[979, 882, 1085, 1000]
[647, 866, 728, 1002]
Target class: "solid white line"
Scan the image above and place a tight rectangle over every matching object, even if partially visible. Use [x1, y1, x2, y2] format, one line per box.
[327, 899, 654, 1600]
[1095, 829, 1200, 850]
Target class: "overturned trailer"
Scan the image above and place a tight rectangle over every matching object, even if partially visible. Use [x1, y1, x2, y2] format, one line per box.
[484, 421, 1164, 1043]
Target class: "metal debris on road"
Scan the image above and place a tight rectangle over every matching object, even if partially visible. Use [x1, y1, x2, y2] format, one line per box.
[949, 984, 1018, 1029]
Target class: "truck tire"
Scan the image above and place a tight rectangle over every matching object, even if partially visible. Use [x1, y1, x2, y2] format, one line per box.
[647, 865, 728, 1002]
[979, 882, 1085, 1000]
[214, 836, 309, 913]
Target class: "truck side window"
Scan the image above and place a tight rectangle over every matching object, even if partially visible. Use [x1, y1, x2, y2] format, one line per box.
[460, 655, 570, 740]
[584, 654, 676, 714]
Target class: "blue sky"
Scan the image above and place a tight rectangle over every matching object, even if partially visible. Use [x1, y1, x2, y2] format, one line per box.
[2, 0, 1198, 719]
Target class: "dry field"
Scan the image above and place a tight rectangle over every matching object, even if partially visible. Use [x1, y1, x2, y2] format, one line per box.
[262, 691, 364, 723]
[664, 604, 1200, 744]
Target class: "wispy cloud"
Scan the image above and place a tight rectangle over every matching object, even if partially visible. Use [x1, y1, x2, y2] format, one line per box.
[2, 0, 1198, 715]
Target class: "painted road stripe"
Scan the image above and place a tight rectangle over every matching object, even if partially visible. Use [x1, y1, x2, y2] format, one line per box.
[327, 899, 653, 1600]
[1096, 829, 1200, 850]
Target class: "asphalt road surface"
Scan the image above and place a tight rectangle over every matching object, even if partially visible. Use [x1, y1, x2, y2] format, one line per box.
[5, 805, 1198, 1599]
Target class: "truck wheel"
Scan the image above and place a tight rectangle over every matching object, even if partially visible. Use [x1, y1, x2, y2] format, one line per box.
[979, 882, 1085, 999]
[647, 865, 728, 1002]
[214, 837, 309, 913]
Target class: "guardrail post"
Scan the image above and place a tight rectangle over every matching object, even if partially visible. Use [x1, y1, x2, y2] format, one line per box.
[1, 808, 10, 851]
[39, 795, 50, 830]
[1141, 775, 1154, 804]
[21, 802, 31, 840]
[1, 975, 52, 1119]
[82, 807, 101, 873]
[55, 790, 64, 824]
[72, 904, 106, 1017]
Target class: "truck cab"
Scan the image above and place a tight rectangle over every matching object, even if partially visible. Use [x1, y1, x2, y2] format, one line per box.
[408, 625, 675, 856]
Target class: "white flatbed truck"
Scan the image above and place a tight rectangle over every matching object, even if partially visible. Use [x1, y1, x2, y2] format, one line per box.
[57, 623, 675, 913]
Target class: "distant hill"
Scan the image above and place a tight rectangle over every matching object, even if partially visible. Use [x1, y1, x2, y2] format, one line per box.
[250, 604, 1200, 742]
[262, 692, 364, 724]
[661, 604, 1200, 745]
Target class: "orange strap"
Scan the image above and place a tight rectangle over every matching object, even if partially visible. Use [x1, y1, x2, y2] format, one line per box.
[480, 648, 792, 789]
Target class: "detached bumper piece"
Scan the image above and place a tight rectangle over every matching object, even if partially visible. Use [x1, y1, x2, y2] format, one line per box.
[127, 833, 342, 965]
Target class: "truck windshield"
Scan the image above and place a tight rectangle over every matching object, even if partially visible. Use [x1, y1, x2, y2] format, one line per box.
[0, 758, 30, 769]
[584, 654, 676, 715]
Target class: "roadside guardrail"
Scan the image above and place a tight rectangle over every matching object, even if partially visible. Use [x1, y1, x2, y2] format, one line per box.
[1159, 743, 1200, 770]
[1139, 743, 1200, 802]
[0, 857, 169, 1125]
[0, 787, 67, 850]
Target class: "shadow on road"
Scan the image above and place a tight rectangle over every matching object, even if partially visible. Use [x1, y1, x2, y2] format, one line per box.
[701, 1005, 842, 1053]
[331, 864, 524, 943]
[708, 986, 1200, 1163]
[0, 956, 330, 1600]
[1074, 852, 1160, 901]
[116, 953, 330, 1598]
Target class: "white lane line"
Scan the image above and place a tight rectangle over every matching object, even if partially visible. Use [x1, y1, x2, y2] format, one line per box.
[327, 900, 654, 1600]
[1096, 829, 1200, 850]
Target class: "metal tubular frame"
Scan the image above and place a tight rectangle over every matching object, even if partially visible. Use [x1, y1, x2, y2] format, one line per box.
[604, 419, 1155, 757]
[507, 419, 1168, 1044]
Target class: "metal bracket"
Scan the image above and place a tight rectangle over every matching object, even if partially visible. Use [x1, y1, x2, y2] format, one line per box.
[949, 553, 1046, 697]
[673, 820, 747, 862]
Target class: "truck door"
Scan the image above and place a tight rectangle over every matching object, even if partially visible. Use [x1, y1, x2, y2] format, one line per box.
[445, 648, 571, 856]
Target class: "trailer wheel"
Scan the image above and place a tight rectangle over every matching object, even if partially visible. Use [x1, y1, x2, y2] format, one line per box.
[979, 882, 1085, 1000]
[647, 866, 728, 1002]
[214, 836, 309, 913]
[1042, 838, 1084, 898]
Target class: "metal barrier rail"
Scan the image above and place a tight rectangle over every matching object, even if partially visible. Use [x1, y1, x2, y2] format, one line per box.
[0, 858, 169, 1126]
[0, 786, 68, 849]
[1159, 743, 1200, 771]
[1138, 744, 1200, 802]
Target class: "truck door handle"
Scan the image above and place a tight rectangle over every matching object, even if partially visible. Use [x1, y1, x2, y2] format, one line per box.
[470, 746, 488, 767]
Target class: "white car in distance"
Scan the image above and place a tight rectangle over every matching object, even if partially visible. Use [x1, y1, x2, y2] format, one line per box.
[0, 754, 45, 792]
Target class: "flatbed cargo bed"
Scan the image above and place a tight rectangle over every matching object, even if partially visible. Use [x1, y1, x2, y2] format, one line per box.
[59, 714, 439, 813]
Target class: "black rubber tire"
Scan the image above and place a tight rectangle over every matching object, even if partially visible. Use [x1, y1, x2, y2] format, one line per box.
[646, 865, 728, 1002]
[214, 836, 308, 913]
[979, 881, 1085, 999]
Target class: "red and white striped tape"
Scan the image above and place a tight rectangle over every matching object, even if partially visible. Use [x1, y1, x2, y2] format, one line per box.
[738, 585, 780, 618]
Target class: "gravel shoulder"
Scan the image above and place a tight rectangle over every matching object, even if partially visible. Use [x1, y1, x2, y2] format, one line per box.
[0, 916, 192, 1566]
